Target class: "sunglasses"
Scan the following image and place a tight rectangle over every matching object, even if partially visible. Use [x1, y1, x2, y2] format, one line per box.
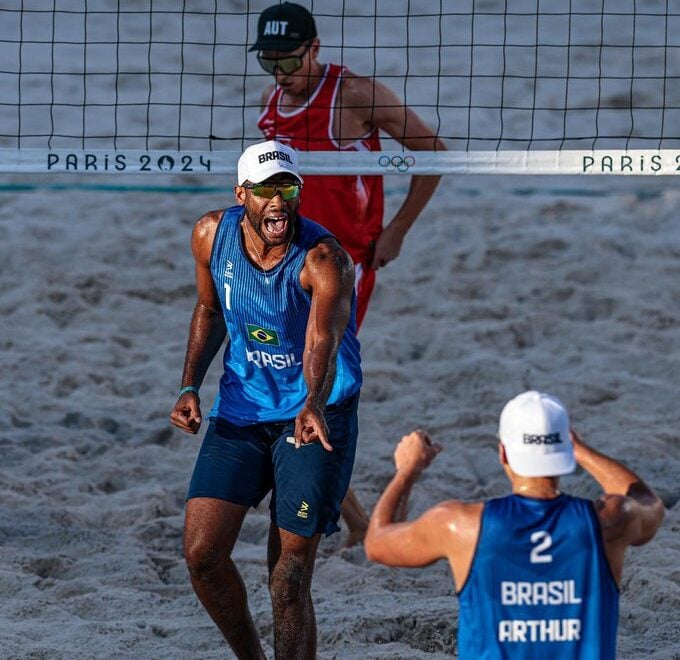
[257, 43, 311, 75]
[242, 182, 302, 200]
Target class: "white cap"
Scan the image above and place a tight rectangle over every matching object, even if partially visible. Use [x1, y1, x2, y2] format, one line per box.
[237, 140, 303, 186]
[498, 391, 575, 478]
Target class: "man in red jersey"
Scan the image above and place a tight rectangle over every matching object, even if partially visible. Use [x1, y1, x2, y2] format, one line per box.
[251, 2, 446, 545]
[252, 2, 446, 329]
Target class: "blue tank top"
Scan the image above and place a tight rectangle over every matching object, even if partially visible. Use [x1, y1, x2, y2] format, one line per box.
[208, 206, 362, 424]
[458, 494, 619, 660]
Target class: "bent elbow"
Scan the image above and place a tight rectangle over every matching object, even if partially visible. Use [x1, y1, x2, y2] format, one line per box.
[363, 534, 386, 564]
[364, 547, 377, 563]
[646, 501, 666, 541]
[633, 499, 666, 546]
[363, 538, 378, 562]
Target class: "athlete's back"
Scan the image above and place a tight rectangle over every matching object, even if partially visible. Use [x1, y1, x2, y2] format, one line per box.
[458, 494, 619, 660]
[365, 397, 664, 660]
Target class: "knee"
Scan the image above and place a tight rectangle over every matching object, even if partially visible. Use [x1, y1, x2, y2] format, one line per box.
[184, 536, 224, 581]
[269, 556, 309, 608]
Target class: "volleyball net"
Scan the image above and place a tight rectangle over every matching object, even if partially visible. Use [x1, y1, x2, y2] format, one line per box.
[1, 1, 679, 175]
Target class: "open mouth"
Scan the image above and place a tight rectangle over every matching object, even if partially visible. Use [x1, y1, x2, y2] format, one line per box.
[264, 215, 289, 240]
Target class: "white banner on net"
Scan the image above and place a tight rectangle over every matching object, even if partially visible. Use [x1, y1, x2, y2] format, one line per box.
[1, 149, 679, 176]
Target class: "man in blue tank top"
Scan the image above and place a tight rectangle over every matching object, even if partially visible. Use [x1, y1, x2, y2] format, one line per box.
[365, 391, 664, 659]
[169, 140, 362, 659]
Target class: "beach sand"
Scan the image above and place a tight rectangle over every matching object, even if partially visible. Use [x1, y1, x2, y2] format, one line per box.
[0, 174, 678, 659]
[1, 0, 679, 656]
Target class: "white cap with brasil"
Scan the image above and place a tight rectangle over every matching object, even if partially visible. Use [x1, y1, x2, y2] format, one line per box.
[237, 140, 303, 186]
[499, 390, 576, 478]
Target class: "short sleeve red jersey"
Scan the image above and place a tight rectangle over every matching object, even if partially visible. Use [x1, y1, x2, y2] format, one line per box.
[257, 64, 384, 265]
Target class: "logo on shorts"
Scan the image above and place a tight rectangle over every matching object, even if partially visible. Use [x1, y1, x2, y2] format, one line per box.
[246, 323, 280, 346]
[297, 501, 310, 519]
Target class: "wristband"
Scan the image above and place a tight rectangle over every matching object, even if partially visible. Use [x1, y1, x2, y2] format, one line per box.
[179, 385, 200, 397]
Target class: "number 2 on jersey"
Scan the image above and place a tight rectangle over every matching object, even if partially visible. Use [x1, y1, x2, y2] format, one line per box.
[530, 530, 553, 563]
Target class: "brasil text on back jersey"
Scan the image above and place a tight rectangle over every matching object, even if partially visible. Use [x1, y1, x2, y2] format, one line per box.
[457, 494, 619, 659]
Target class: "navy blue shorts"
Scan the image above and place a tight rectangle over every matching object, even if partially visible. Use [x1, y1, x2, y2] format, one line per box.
[187, 393, 359, 538]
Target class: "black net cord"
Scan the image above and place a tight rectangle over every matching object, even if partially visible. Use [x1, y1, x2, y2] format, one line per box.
[82, 0, 88, 150]
[465, 0, 475, 152]
[527, 0, 540, 150]
[594, 0, 605, 150]
[338, 0, 346, 146]
[435, 0, 442, 149]
[496, 0, 508, 150]
[559, 0, 573, 152]
[240, 0, 251, 152]
[178, 0, 187, 152]
[145, 1, 153, 151]
[306, 0, 318, 148]
[403, 0, 411, 148]
[626, 0, 637, 150]
[114, 0, 120, 150]
[370, 0, 377, 141]
[18, 0, 24, 149]
[209, 0, 217, 152]
[48, 0, 56, 149]
[659, 0, 669, 150]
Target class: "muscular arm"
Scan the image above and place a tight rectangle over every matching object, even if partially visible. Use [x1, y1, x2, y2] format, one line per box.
[571, 429, 664, 582]
[170, 211, 227, 434]
[340, 74, 447, 268]
[295, 238, 355, 450]
[573, 430, 664, 545]
[365, 431, 482, 589]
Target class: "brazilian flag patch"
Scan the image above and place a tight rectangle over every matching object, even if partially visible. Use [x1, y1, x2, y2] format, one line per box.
[246, 323, 280, 346]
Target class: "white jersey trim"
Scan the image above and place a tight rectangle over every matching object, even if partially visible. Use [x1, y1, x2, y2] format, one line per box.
[275, 64, 330, 119]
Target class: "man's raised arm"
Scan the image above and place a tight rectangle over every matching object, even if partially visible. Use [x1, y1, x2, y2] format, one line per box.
[572, 430, 664, 549]
[365, 431, 461, 569]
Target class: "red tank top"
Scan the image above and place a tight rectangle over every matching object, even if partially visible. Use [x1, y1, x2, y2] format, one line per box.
[257, 63, 384, 264]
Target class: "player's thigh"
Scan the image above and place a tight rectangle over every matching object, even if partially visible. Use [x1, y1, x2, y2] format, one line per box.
[186, 418, 274, 507]
[270, 394, 359, 538]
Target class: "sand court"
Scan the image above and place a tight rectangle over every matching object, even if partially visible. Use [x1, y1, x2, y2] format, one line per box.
[0, 173, 677, 658]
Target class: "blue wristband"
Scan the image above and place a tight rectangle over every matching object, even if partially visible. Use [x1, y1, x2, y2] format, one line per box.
[179, 385, 200, 397]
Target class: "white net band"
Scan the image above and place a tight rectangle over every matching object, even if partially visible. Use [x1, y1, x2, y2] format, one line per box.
[3, 148, 679, 176]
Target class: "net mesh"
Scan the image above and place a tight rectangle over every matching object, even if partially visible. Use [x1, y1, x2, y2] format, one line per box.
[1, 0, 679, 173]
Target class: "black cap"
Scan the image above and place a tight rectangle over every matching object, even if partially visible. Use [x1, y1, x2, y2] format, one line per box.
[249, 2, 317, 52]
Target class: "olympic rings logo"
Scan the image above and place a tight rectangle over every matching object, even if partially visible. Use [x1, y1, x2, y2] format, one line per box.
[378, 154, 416, 172]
